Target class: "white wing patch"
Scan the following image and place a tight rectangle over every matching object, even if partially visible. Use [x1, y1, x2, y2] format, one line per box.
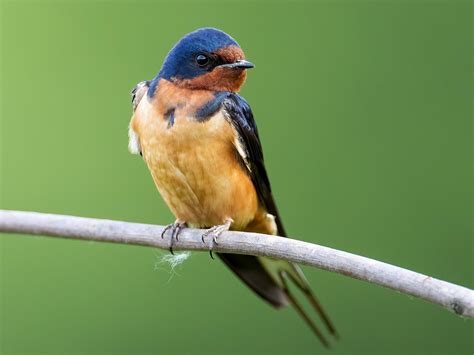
[233, 136, 251, 172]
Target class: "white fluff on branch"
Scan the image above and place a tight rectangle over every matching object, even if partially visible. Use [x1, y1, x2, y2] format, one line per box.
[160, 251, 191, 269]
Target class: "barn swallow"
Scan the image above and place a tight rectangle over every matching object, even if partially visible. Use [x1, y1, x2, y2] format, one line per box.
[128, 28, 338, 346]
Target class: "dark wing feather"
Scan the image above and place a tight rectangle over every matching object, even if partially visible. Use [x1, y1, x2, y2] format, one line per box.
[218, 253, 288, 308]
[222, 93, 286, 237]
[218, 93, 289, 308]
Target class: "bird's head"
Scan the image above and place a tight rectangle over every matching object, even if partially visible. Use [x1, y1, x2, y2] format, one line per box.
[156, 28, 254, 92]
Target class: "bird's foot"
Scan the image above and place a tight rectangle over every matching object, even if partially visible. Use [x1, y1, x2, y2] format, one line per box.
[201, 219, 232, 259]
[161, 220, 187, 255]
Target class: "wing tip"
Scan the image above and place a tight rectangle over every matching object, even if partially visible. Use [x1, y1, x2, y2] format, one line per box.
[218, 254, 289, 308]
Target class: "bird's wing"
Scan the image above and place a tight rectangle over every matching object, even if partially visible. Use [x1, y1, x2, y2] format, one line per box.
[222, 93, 286, 236]
[128, 81, 151, 156]
[131, 80, 150, 112]
[219, 93, 338, 346]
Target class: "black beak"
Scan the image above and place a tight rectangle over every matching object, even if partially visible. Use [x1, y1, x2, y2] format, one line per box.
[218, 60, 255, 69]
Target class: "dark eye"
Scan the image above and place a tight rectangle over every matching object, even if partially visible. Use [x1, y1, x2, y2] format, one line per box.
[195, 54, 209, 66]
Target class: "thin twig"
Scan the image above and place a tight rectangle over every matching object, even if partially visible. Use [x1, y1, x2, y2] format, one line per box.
[0, 209, 472, 318]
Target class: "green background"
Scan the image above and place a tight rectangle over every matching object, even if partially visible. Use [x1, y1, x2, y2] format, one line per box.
[0, 1, 472, 354]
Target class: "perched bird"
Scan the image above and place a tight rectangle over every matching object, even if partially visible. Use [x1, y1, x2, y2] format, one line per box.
[129, 28, 338, 346]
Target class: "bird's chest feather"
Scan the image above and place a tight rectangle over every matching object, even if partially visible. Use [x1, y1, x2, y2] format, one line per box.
[131, 94, 258, 228]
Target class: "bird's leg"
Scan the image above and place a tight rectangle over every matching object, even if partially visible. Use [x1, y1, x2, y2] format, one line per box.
[161, 219, 187, 255]
[201, 218, 233, 259]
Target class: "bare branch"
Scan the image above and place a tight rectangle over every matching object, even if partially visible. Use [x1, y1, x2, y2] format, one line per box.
[0, 209, 472, 318]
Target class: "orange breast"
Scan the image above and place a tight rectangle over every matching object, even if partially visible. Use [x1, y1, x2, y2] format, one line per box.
[131, 94, 259, 229]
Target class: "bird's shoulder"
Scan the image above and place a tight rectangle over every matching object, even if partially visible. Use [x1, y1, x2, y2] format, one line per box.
[131, 80, 150, 112]
[221, 93, 260, 141]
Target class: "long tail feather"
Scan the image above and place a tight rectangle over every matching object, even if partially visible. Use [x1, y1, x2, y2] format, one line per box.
[220, 253, 338, 347]
[279, 270, 330, 348]
[220, 199, 338, 346]
[285, 267, 339, 339]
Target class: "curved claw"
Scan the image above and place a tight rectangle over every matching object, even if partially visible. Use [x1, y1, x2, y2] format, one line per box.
[200, 219, 232, 260]
[172, 223, 184, 242]
[161, 221, 187, 254]
[161, 224, 173, 239]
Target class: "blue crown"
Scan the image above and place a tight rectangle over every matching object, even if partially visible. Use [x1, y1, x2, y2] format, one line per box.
[158, 28, 239, 80]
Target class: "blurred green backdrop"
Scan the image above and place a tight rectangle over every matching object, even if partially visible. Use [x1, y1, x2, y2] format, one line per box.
[0, 0, 472, 354]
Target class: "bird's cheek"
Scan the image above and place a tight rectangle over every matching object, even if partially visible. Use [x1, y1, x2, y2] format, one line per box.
[174, 68, 247, 92]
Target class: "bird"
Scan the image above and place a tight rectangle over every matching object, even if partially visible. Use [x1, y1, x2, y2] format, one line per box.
[128, 27, 338, 347]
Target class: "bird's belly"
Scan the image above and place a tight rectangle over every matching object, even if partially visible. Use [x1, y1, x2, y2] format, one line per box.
[140, 112, 258, 228]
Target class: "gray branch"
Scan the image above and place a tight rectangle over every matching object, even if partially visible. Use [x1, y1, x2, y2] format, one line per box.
[0, 209, 472, 318]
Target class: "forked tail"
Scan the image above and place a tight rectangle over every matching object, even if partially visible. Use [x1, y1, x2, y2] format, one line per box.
[218, 253, 338, 347]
